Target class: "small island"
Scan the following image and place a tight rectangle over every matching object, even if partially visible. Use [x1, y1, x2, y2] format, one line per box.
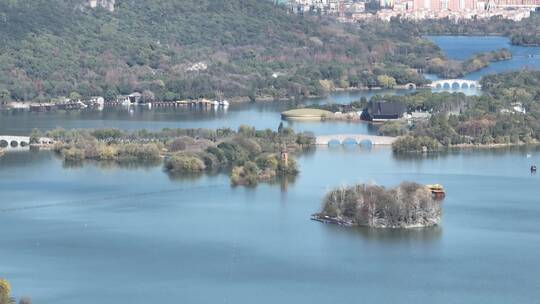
[38, 125, 315, 187]
[281, 108, 333, 121]
[312, 182, 442, 229]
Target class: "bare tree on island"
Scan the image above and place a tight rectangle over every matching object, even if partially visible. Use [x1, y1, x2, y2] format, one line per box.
[315, 182, 442, 228]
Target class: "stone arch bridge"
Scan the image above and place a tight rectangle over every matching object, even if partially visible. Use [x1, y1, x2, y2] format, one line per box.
[0, 135, 54, 151]
[316, 134, 396, 146]
[430, 79, 480, 90]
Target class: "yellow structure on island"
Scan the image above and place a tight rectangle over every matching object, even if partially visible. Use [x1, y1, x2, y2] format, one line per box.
[426, 184, 445, 199]
[281, 108, 333, 121]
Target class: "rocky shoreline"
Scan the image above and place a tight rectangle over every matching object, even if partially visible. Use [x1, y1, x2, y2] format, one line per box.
[314, 182, 443, 229]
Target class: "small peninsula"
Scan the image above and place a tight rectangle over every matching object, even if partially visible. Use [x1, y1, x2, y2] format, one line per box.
[313, 182, 442, 229]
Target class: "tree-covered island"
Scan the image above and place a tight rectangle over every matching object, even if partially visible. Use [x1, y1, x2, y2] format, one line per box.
[313, 182, 442, 228]
[37, 125, 315, 187]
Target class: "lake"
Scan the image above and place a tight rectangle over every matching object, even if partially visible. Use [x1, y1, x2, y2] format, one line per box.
[1, 35, 540, 303]
[0, 90, 386, 136]
[427, 36, 540, 80]
[1, 147, 540, 303]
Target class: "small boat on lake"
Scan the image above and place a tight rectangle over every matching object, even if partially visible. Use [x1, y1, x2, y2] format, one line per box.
[531, 165, 537, 173]
[426, 184, 445, 199]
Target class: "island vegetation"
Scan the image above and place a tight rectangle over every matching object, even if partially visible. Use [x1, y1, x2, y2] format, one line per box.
[36, 125, 315, 187]
[0, 278, 30, 304]
[382, 70, 540, 152]
[313, 182, 442, 228]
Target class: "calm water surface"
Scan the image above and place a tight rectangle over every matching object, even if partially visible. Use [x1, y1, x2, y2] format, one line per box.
[1, 147, 540, 303]
[2, 36, 540, 303]
[427, 36, 540, 80]
[0, 91, 386, 136]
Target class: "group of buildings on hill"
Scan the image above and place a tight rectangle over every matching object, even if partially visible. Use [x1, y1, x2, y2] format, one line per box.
[284, 0, 540, 20]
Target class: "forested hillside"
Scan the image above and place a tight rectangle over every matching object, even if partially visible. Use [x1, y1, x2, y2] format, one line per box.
[0, 0, 445, 102]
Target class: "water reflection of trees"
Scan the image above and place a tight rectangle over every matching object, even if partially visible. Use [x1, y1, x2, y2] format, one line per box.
[322, 224, 442, 243]
[62, 159, 162, 170]
[392, 151, 443, 162]
[166, 171, 206, 182]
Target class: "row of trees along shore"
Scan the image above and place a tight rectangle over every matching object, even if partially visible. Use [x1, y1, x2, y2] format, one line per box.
[315, 182, 442, 228]
[35, 125, 315, 187]
[0, 1, 536, 104]
[379, 71, 540, 153]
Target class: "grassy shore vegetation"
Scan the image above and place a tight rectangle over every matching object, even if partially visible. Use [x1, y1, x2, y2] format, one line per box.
[315, 182, 441, 228]
[373, 71, 540, 152]
[1, 279, 30, 304]
[392, 136, 440, 153]
[39, 125, 314, 186]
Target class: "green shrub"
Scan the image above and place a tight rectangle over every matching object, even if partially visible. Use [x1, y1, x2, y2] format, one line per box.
[255, 154, 279, 171]
[230, 163, 260, 187]
[379, 121, 407, 137]
[277, 157, 299, 175]
[62, 147, 85, 161]
[91, 129, 124, 141]
[392, 136, 440, 153]
[117, 143, 161, 160]
[165, 153, 206, 173]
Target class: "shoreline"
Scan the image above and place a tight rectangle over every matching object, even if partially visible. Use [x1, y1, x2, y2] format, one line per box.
[450, 142, 540, 149]
[311, 213, 440, 229]
[0, 86, 431, 110]
[426, 33, 540, 47]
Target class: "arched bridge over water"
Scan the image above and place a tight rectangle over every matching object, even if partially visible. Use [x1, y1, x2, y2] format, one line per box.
[0, 136, 31, 151]
[430, 79, 480, 90]
[316, 134, 396, 146]
[0, 135, 54, 151]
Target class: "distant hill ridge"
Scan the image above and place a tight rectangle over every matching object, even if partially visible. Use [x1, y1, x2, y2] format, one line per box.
[0, 0, 439, 102]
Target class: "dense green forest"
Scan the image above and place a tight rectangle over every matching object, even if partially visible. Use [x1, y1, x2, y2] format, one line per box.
[0, 0, 454, 102]
[0, 1, 537, 102]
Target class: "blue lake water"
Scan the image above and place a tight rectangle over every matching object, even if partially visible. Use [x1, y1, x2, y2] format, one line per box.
[0, 91, 385, 136]
[1, 147, 540, 304]
[2, 36, 540, 303]
[427, 36, 540, 80]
